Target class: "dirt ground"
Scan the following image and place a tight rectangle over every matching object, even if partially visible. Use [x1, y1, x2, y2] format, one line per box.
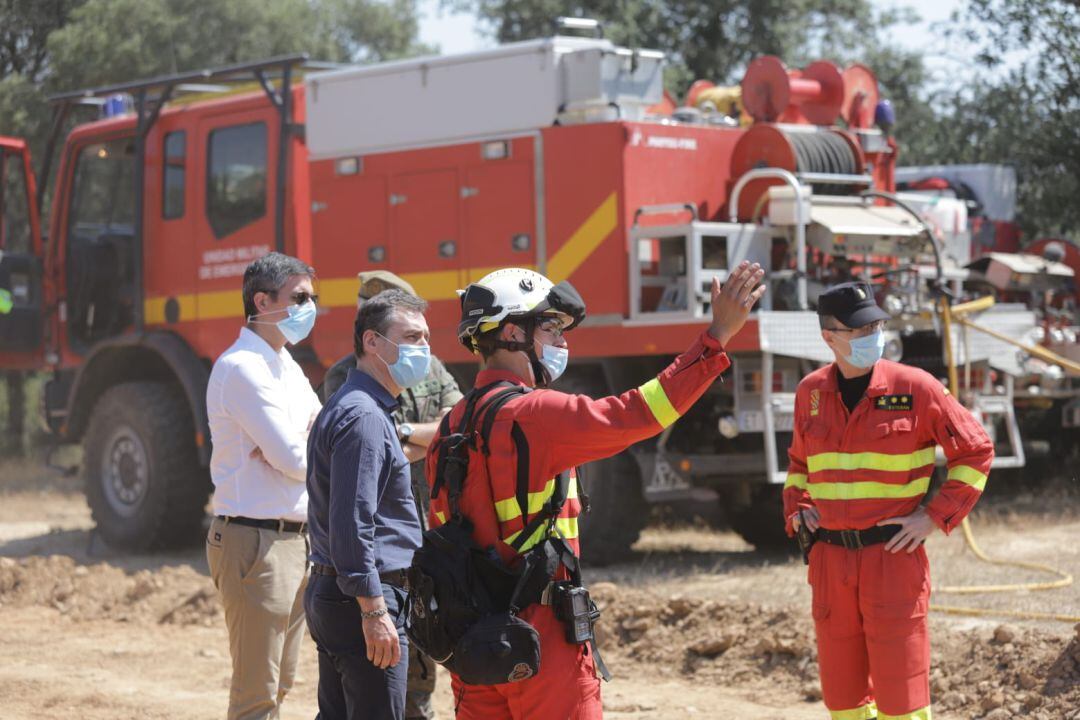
[1, 457, 1079, 720]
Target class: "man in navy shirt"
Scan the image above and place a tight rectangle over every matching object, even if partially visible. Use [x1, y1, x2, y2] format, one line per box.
[306, 289, 428, 720]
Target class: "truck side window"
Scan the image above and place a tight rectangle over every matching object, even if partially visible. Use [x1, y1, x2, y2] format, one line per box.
[1, 151, 32, 254]
[206, 122, 266, 239]
[163, 131, 186, 220]
[68, 138, 136, 236]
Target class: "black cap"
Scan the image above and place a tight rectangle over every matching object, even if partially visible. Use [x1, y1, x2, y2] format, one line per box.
[817, 281, 890, 328]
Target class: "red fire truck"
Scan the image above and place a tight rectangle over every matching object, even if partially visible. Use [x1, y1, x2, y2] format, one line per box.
[0, 30, 1055, 560]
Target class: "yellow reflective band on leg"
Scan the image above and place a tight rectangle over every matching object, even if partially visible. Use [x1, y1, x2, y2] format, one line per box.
[829, 702, 878, 720]
[433, 511, 446, 526]
[807, 447, 937, 473]
[494, 477, 579, 523]
[878, 705, 931, 720]
[639, 378, 679, 428]
[785, 473, 808, 490]
[503, 516, 579, 553]
[947, 465, 988, 491]
[808, 477, 931, 501]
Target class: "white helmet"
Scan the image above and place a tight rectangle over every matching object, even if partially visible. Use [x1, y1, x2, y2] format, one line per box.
[457, 267, 586, 359]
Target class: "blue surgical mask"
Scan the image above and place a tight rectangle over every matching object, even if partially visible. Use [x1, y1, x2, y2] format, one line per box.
[846, 329, 885, 368]
[539, 343, 569, 383]
[377, 332, 431, 388]
[249, 300, 317, 345]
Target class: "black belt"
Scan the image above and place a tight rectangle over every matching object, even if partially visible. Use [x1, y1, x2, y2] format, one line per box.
[311, 563, 409, 589]
[816, 524, 901, 550]
[219, 515, 306, 534]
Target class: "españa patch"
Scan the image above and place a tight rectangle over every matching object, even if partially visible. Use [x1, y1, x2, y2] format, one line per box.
[876, 394, 913, 411]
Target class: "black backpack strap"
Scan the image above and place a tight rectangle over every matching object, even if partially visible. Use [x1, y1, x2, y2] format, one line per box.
[477, 387, 530, 456]
[429, 412, 455, 501]
[432, 382, 525, 516]
[508, 468, 572, 554]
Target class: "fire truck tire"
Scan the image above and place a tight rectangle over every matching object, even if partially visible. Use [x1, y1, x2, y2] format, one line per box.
[723, 484, 797, 552]
[577, 450, 648, 566]
[83, 382, 211, 551]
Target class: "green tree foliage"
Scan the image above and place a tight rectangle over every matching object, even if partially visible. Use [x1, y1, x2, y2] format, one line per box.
[903, 0, 1080, 240]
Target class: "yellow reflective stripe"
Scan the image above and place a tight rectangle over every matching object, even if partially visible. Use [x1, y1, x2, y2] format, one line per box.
[807, 447, 936, 473]
[493, 477, 580, 523]
[639, 378, 679, 428]
[808, 477, 931, 501]
[878, 705, 931, 720]
[830, 703, 878, 720]
[433, 510, 446, 526]
[947, 465, 988, 491]
[504, 516, 579, 553]
[785, 473, 808, 490]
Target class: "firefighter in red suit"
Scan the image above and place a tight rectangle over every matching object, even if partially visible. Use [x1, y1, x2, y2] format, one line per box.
[427, 262, 766, 719]
[784, 282, 994, 720]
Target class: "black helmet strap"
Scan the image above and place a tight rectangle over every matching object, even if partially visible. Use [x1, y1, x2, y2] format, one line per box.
[493, 317, 552, 388]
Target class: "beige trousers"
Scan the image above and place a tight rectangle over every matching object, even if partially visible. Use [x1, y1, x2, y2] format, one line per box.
[206, 516, 309, 720]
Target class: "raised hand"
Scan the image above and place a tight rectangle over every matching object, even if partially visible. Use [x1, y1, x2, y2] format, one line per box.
[708, 261, 767, 347]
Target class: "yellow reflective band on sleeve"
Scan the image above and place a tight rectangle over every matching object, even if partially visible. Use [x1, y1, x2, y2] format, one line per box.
[639, 377, 679, 428]
[829, 703, 878, 720]
[807, 447, 936, 474]
[494, 477, 579, 523]
[808, 476, 931, 501]
[878, 705, 931, 720]
[785, 473, 808, 490]
[947, 465, 988, 491]
[503, 516, 579, 553]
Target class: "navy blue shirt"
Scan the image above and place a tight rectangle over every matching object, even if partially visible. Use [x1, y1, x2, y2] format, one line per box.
[307, 368, 422, 597]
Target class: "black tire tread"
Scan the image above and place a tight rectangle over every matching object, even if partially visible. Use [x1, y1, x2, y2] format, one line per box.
[83, 381, 210, 551]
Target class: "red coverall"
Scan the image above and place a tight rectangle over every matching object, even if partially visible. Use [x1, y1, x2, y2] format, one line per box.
[427, 331, 730, 720]
[783, 360, 994, 720]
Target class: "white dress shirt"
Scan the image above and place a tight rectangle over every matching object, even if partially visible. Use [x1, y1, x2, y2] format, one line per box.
[207, 327, 322, 522]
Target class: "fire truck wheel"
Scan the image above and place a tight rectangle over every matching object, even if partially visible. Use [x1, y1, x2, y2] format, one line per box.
[723, 484, 797, 553]
[576, 450, 648, 566]
[83, 382, 211, 551]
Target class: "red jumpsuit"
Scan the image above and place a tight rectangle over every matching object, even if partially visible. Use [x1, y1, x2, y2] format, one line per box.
[783, 360, 994, 720]
[427, 332, 730, 720]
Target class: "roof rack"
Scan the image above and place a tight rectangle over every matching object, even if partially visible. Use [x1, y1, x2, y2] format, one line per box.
[46, 54, 338, 106]
[39, 54, 339, 333]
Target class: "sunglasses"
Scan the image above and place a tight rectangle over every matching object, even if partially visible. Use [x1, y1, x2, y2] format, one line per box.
[264, 289, 319, 306]
[536, 317, 566, 337]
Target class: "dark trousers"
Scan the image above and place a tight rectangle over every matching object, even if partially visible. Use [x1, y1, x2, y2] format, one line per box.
[304, 573, 410, 720]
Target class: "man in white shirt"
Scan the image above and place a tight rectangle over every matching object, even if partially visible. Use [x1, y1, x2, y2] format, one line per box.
[206, 251, 322, 720]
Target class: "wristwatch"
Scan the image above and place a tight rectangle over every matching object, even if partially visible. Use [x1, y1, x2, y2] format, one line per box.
[398, 423, 414, 443]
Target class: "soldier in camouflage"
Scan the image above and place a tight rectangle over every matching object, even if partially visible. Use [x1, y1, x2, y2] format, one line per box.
[321, 270, 462, 720]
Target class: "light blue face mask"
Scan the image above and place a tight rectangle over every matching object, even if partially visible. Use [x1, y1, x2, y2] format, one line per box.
[377, 332, 431, 388]
[538, 343, 569, 383]
[845, 329, 885, 368]
[249, 300, 317, 345]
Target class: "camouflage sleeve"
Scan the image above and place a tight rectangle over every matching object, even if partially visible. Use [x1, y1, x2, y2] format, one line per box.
[321, 354, 354, 403]
[432, 356, 463, 410]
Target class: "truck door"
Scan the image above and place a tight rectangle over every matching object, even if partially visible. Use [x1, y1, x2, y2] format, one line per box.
[63, 133, 139, 351]
[0, 137, 44, 366]
[193, 106, 278, 352]
[461, 159, 536, 278]
[389, 169, 461, 331]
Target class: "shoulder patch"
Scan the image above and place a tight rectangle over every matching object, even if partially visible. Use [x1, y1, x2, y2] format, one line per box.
[809, 388, 820, 416]
[876, 394, 913, 411]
